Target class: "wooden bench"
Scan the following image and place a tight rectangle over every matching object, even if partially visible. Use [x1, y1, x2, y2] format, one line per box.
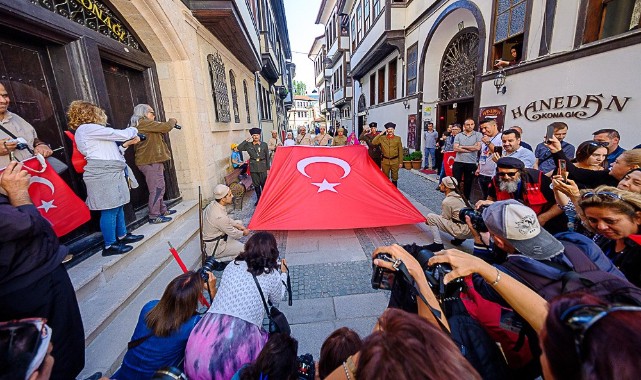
[224, 167, 253, 210]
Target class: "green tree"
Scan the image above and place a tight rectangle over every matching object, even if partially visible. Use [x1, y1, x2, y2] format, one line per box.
[293, 80, 307, 95]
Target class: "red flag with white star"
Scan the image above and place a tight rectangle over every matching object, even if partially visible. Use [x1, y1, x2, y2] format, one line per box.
[248, 145, 426, 230]
[14, 157, 91, 236]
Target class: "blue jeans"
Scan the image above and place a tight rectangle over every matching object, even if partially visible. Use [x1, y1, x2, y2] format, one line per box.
[101, 206, 127, 246]
[424, 148, 436, 168]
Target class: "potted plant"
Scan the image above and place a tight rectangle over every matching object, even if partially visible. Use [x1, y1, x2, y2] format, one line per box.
[410, 151, 423, 170]
[403, 154, 413, 169]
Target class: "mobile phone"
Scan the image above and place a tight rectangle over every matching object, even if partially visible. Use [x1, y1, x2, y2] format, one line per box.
[494, 146, 503, 156]
[558, 159, 568, 183]
[545, 124, 555, 143]
[371, 253, 396, 290]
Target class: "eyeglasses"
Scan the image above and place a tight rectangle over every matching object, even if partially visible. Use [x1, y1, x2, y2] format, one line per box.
[498, 171, 518, 177]
[581, 191, 624, 202]
[0, 318, 51, 378]
[589, 141, 608, 147]
[561, 304, 641, 358]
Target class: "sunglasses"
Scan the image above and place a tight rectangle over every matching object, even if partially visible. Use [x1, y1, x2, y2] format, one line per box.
[0, 318, 51, 380]
[561, 304, 641, 358]
[589, 141, 608, 147]
[581, 191, 624, 202]
[498, 171, 519, 177]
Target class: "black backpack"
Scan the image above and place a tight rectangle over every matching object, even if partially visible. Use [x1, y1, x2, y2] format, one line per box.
[501, 241, 641, 306]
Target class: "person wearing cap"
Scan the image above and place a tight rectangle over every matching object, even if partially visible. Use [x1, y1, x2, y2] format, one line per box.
[478, 156, 568, 234]
[296, 126, 313, 145]
[332, 127, 347, 146]
[267, 129, 282, 161]
[230, 143, 248, 177]
[372, 122, 404, 186]
[424, 176, 473, 251]
[202, 184, 250, 263]
[360, 122, 382, 167]
[456, 199, 620, 304]
[237, 128, 270, 205]
[314, 125, 333, 146]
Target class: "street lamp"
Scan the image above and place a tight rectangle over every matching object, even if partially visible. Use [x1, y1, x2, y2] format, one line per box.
[494, 70, 507, 94]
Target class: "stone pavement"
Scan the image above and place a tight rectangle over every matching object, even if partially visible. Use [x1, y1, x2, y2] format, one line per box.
[224, 168, 475, 359]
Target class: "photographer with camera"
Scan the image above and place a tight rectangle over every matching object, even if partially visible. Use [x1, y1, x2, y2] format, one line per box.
[0, 83, 54, 168]
[425, 176, 474, 251]
[129, 104, 179, 224]
[68, 100, 144, 256]
[232, 333, 302, 380]
[202, 184, 250, 265]
[113, 271, 215, 379]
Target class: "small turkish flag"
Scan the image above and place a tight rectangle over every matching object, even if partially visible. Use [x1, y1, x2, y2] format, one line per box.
[443, 151, 456, 177]
[249, 145, 426, 230]
[15, 157, 90, 236]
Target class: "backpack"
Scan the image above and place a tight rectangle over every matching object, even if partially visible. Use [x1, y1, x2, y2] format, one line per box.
[501, 240, 641, 306]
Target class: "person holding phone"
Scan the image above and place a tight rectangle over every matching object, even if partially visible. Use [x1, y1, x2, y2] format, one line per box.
[534, 122, 575, 175]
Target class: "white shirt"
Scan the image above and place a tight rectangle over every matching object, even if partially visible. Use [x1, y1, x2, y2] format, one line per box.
[284, 139, 295, 147]
[74, 123, 138, 162]
[479, 133, 502, 177]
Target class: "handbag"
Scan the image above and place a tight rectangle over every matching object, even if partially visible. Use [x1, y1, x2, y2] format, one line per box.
[252, 274, 291, 335]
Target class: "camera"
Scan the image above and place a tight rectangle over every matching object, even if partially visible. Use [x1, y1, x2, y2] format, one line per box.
[137, 133, 147, 141]
[200, 256, 224, 281]
[297, 353, 315, 380]
[174, 124, 182, 130]
[372, 244, 464, 301]
[6, 137, 29, 151]
[459, 206, 488, 233]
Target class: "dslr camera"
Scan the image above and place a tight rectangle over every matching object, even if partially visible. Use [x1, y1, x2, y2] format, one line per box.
[297, 353, 315, 380]
[371, 244, 464, 301]
[458, 205, 488, 233]
[199, 256, 227, 281]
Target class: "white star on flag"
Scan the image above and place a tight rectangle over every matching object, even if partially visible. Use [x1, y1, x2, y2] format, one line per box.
[37, 199, 57, 212]
[311, 179, 340, 193]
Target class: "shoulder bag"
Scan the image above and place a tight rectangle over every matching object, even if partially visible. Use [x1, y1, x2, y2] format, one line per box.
[252, 274, 291, 335]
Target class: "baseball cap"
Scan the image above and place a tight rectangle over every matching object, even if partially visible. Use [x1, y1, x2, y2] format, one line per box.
[213, 184, 231, 200]
[230, 143, 238, 149]
[482, 200, 564, 260]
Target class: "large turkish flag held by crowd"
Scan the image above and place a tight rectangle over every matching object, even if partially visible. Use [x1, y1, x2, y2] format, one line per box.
[248, 145, 426, 230]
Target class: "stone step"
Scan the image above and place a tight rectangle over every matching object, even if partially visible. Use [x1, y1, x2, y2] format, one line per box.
[67, 200, 200, 348]
[78, 235, 203, 379]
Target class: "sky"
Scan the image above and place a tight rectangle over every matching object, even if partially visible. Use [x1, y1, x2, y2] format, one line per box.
[283, 0, 325, 94]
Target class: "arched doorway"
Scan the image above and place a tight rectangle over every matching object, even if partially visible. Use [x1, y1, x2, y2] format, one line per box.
[438, 28, 479, 130]
[357, 93, 366, 136]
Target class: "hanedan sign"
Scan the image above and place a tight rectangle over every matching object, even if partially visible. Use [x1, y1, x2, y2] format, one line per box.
[510, 94, 631, 121]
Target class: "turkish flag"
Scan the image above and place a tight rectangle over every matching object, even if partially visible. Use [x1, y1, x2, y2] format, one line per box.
[249, 145, 426, 230]
[443, 151, 456, 177]
[2, 157, 91, 236]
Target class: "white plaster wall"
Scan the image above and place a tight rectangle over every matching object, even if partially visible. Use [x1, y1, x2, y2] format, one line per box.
[480, 43, 641, 149]
[350, 16, 386, 68]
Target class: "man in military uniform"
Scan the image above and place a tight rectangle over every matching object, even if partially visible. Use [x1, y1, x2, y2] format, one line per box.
[267, 129, 282, 161]
[332, 127, 347, 146]
[359, 122, 382, 167]
[296, 126, 313, 145]
[237, 127, 270, 205]
[202, 184, 250, 263]
[313, 125, 332, 146]
[372, 122, 403, 187]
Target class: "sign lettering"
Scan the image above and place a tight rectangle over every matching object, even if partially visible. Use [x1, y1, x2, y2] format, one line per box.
[510, 94, 631, 121]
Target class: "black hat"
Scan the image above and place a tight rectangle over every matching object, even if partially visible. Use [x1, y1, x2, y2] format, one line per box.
[384, 122, 396, 129]
[369, 122, 377, 128]
[249, 127, 261, 135]
[497, 156, 525, 170]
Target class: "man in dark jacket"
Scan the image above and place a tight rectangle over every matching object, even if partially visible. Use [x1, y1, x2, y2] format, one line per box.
[238, 127, 270, 205]
[0, 161, 85, 379]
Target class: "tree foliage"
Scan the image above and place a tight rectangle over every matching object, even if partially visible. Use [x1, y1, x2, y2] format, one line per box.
[293, 80, 307, 95]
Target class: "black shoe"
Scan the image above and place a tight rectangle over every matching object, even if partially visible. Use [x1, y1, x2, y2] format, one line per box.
[451, 238, 466, 246]
[118, 233, 144, 244]
[425, 243, 445, 252]
[82, 372, 103, 380]
[102, 243, 133, 256]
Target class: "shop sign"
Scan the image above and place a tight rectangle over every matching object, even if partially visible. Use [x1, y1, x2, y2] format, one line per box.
[479, 105, 506, 129]
[510, 94, 630, 121]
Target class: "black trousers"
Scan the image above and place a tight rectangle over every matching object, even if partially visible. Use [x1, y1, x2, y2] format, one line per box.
[0, 265, 85, 380]
[452, 161, 477, 200]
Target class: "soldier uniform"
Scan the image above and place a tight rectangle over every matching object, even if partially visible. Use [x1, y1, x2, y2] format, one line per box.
[332, 128, 347, 146]
[372, 122, 403, 186]
[202, 197, 245, 262]
[314, 132, 332, 146]
[268, 129, 282, 161]
[296, 130, 313, 145]
[237, 127, 270, 204]
[359, 122, 382, 167]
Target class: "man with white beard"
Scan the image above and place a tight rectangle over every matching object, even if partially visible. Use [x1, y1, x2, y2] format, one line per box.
[476, 157, 568, 234]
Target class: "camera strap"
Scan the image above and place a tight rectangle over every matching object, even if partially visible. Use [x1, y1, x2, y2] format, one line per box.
[0, 124, 18, 139]
[396, 262, 451, 333]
